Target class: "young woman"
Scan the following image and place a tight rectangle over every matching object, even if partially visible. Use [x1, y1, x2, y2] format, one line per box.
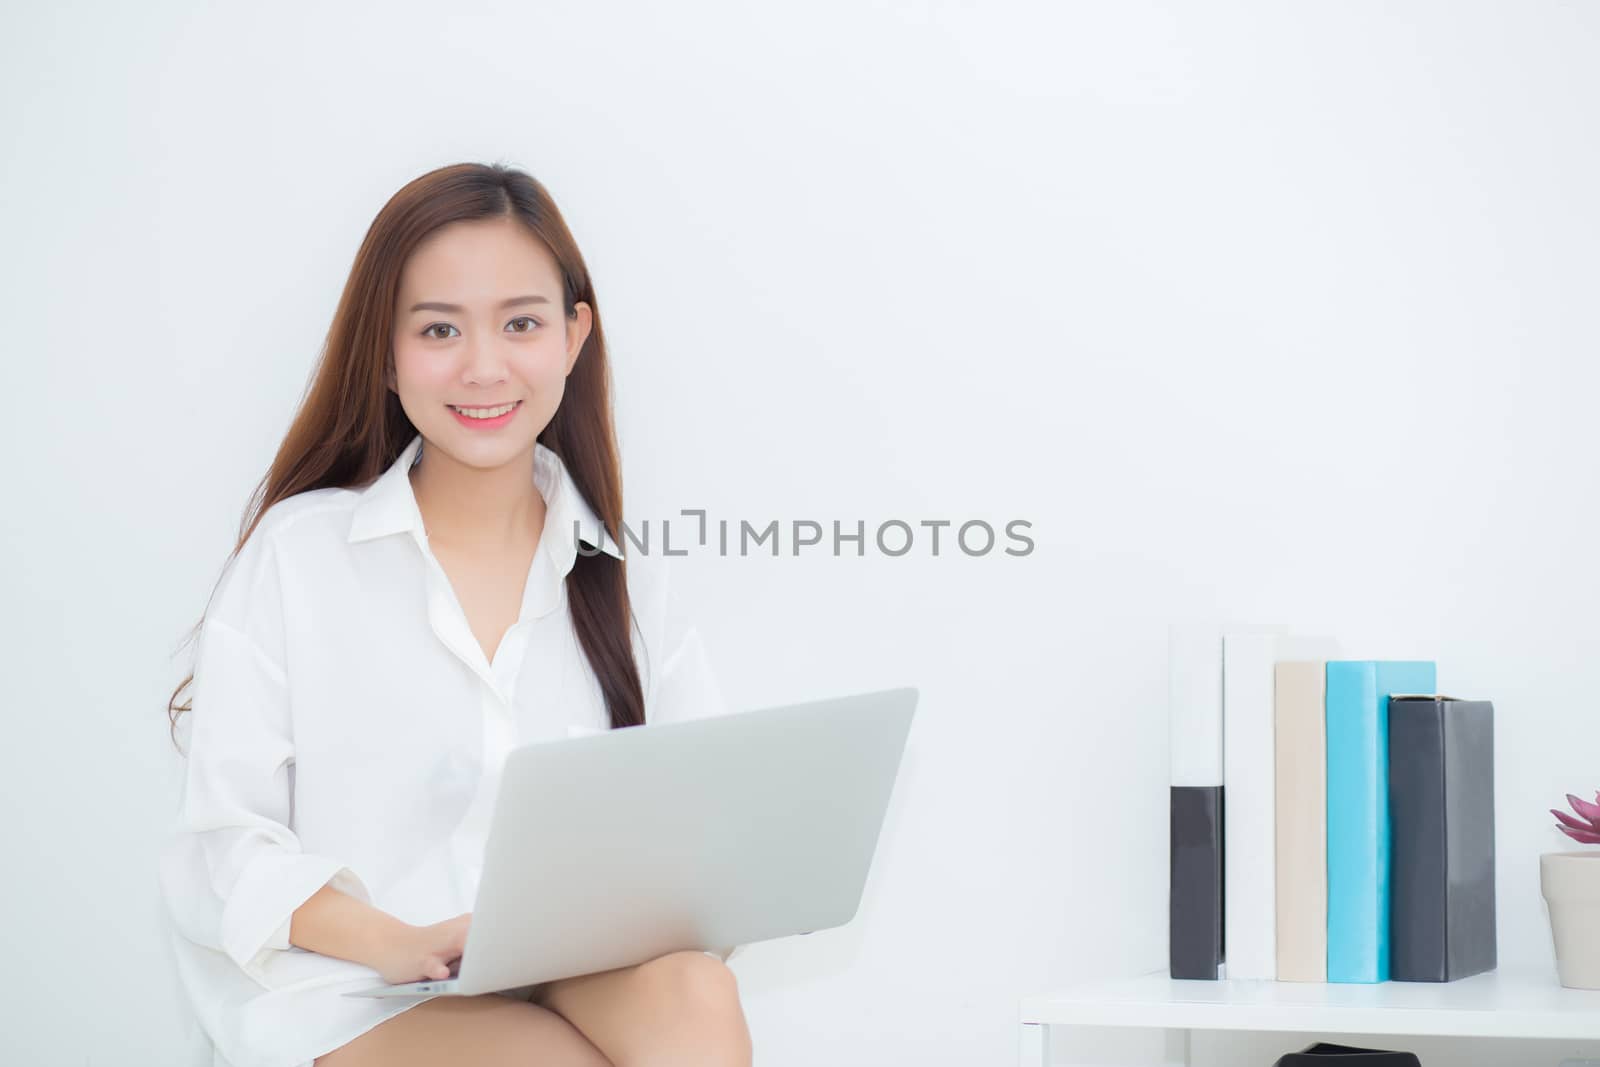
[160, 163, 752, 1067]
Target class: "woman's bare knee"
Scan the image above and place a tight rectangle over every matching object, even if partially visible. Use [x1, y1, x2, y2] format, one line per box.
[590, 952, 750, 1067]
[313, 994, 612, 1066]
[638, 951, 742, 1014]
[530, 951, 750, 1067]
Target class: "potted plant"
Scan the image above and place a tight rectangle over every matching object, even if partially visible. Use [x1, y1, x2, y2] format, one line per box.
[1543, 791, 1600, 989]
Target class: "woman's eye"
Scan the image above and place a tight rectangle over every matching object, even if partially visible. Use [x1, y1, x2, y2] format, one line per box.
[420, 318, 538, 339]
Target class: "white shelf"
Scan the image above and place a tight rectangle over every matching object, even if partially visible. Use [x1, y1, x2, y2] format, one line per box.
[1021, 967, 1600, 1041]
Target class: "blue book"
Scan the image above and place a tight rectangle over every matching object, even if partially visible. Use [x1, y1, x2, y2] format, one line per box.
[1325, 659, 1436, 983]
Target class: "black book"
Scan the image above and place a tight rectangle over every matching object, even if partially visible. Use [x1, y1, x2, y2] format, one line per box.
[1387, 695, 1497, 982]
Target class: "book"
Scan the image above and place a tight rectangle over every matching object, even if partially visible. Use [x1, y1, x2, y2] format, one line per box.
[1275, 659, 1332, 982]
[1169, 624, 1226, 980]
[1223, 632, 1338, 980]
[1325, 660, 1436, 983]
[1388, 695, 1497, 982]
[1168, 622, 1287, 979]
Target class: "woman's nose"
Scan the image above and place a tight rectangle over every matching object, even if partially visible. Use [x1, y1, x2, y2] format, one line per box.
[460, 333, 509, 386]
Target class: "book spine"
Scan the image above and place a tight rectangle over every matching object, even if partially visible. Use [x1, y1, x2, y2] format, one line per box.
[1442, 700, 1497, 980]
[1388, 698, 1448, 981]
[1223, 633, 1278, 979]
[1326, 661, 1435, 983]
[1326, 661, 1385, 983]
[1275, 661, 1328, 982]
[1169, 625, 1224, 980]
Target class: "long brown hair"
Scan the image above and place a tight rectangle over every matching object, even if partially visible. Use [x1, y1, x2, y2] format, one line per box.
[167, 162, 645, 752]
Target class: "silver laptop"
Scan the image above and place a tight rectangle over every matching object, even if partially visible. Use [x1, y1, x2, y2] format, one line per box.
[345, 685, 918, 997]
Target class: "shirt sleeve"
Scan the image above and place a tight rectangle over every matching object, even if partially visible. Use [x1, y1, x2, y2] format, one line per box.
[641, 555, 730, 727]
[158, 524, 372, 986]
[636, 555, 742, 963]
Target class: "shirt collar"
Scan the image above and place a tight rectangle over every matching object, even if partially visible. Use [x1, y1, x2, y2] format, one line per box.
[347, 432, 624, 561]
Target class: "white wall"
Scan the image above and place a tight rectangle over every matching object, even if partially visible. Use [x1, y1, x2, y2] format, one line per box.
[3, 2, 1597, 1064]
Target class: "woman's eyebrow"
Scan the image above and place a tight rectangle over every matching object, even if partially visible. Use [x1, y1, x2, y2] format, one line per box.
[408, 294, 552, 313]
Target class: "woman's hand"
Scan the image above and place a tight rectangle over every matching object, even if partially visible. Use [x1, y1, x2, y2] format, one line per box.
[374, 912, 472, 985]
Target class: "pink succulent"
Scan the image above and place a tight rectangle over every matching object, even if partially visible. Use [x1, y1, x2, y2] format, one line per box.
[1551, 791, 1600, 845]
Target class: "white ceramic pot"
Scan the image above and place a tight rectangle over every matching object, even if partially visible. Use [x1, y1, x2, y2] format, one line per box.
[1541, 851, 1600, 989]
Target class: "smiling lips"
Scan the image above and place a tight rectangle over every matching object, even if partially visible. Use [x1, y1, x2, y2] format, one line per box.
[449, 399, 522, 427]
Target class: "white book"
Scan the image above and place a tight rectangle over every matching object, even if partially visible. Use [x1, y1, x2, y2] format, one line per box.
[1222, 631, 1337, 980]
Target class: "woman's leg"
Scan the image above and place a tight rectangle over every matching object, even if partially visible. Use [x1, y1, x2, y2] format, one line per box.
[313, 994, 613, 1066]
[533, 951, 752, 1067]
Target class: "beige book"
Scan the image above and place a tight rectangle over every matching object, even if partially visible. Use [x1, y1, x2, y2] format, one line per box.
[1275, 660, 1328, 982]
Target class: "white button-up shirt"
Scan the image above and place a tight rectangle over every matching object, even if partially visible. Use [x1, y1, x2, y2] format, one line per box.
[159, 432, 738, 1067]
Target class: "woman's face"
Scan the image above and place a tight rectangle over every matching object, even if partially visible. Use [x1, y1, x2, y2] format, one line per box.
[388, 214, 591, 468]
